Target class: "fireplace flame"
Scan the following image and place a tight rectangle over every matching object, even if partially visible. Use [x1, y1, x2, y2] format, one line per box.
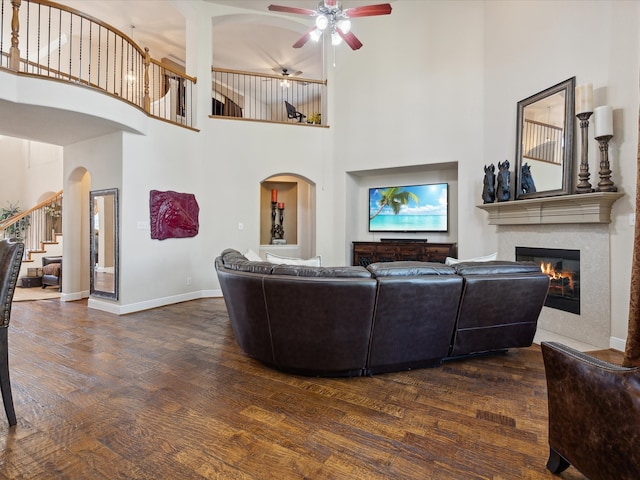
[540, 261, 574, 290]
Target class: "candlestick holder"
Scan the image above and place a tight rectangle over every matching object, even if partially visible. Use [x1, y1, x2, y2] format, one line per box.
[595, 134, 617, 192]
[575, 112, 593, 193]
[270, 202, 285, 244]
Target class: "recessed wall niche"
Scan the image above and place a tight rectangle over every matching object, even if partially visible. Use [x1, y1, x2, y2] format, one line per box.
[260, 175, 316, 260]
[261, 181, 298, 246]
[345, 163, 459, 256]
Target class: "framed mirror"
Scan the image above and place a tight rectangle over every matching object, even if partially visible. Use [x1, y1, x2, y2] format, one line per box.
[515, 77, 575, 200]
[90, 188, 119, 300]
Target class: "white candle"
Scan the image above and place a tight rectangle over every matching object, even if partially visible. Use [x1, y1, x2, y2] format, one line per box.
[594, 105, 613, 137]
[576, 83, 593, 114]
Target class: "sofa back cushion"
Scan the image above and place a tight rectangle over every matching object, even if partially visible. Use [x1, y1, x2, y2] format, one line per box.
[453, 260, 541, 276]
[271, 265, 372, 278]
[367, 261, 456, 277]
[220, 248, 274, 274]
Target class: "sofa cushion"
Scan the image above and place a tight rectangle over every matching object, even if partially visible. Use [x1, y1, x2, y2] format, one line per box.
[367, 261, 456, 277]
[265, 252, 322, 267]
[453, 260, 541, 276]
[271, 265, 372, 278]
[42, 263, 61, 276]
[221, 248, 274, 274]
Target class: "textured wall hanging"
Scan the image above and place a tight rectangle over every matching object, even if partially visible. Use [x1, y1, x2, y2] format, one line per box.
[150, 190, 199, 240]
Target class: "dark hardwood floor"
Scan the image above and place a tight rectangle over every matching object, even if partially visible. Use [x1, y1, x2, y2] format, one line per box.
[1, 297, 614, 479]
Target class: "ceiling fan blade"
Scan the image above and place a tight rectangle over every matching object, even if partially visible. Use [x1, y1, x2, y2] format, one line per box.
[343, 4, 392, 18]
[268, 4, 317, 16]
[324, 0, 337, 6]
[337, 29, 363, 50]
[293, 26, 317, 48]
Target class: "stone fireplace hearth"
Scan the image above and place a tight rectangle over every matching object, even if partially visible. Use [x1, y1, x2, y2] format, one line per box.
[478, 192, 624, 349]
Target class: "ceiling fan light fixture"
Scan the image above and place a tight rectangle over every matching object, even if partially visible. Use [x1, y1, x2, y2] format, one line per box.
[331, 30, 342, 46]
[315, 15, 329, 30]
[337, 19, 351, 33]
[309, 28, 322, 42]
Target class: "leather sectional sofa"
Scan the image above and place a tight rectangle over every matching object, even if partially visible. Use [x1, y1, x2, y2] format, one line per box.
[215, 248, 550, 377]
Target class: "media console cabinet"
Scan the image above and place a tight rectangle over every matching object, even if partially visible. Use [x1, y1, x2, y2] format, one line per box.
[352, 241, 457, 267]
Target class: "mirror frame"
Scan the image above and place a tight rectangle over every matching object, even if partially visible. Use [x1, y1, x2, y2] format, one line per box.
[514, 77, 575, 200]
[90, 188, 119, 300]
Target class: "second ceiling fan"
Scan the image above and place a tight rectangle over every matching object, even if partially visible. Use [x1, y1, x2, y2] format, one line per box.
[268, 0, 392, 51]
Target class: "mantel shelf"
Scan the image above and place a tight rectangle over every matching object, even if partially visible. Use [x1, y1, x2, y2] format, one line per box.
[476, 192, 624, 225]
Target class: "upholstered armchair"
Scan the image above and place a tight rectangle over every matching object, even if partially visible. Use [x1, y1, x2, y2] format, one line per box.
[42, 256, 62, 291]
[541, 341, 640, 479]
[1, 238, 24, 426]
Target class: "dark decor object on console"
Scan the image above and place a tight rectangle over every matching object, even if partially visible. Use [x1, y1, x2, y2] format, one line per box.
[215, 248, 549, 377]
[541, 342, 640, 479]
[0, 239, 24, 426]
[520, 163, 537, 195]
[482, 164, 496, 204]
[41, 256, 62, 291]
[496, 160, 511, 202]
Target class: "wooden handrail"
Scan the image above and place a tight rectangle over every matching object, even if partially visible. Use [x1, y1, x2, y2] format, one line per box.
[211, 66, 327, 86]
[0, 190, 63, 230]
[152, 58, 198, 84]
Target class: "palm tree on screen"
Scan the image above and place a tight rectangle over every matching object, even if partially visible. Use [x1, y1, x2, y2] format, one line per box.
[369, 187, 419, 220]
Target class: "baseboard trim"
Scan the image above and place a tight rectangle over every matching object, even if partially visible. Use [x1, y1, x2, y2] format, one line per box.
[87, 289, 223, 315]
[610, 336, 626, 352]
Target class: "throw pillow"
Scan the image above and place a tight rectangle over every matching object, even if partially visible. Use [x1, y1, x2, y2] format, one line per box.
[445, 252, 497, 265]
[42, 263, 61, 276]
[265, 252, 322, 267]
[243, 249, 263, 262]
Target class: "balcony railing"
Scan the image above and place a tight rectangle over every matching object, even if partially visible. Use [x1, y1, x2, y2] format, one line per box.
[211, 67, 327, 126]
[0, 0, 197, 128]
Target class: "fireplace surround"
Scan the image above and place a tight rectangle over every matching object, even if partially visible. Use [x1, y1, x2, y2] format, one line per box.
[478, 192, 623, 348]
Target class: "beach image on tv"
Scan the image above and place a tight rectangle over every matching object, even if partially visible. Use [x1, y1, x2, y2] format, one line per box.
[369, 183, 448, 232]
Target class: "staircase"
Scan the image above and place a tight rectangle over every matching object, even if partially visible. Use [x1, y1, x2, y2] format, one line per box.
[0, 191, 63, 279]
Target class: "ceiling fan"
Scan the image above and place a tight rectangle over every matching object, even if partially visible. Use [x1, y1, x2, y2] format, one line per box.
[267, 1, 392, 51]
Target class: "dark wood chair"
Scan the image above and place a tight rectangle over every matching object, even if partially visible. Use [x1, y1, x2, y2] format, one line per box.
[541, 341, 640, 479]
[285, 100, 306, 122]
[0, 238, 24, 426]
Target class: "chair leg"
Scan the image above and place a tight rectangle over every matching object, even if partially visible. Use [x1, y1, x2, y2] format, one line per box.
[546, 447, 570, 474]
[0, 328, 17, 426]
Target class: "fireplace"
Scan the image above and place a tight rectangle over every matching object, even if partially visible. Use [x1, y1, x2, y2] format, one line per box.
[516, 247, 580, 315]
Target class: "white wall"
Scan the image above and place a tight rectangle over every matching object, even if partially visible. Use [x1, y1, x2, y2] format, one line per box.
[0, 136, 62, 210]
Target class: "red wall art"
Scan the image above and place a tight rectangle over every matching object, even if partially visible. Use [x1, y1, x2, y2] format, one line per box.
[150, 190, 199, 240]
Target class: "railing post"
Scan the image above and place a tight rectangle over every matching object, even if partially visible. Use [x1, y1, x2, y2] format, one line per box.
[144, 47, 151, 113]
[9, 0, 22, 71]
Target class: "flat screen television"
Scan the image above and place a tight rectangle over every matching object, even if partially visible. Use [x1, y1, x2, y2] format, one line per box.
[368, 183, 449, 233]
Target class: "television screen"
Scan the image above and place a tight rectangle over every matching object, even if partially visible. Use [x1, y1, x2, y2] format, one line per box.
[368, 183, 448, 232]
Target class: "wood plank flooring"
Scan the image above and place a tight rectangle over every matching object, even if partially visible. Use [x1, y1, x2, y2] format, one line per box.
[1, 297, 615, 479]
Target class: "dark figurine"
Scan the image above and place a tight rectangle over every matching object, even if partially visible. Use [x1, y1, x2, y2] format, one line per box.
[482, 164, 496, 204]
[496, 160, 511, 202]
[520, 163, 537, 195]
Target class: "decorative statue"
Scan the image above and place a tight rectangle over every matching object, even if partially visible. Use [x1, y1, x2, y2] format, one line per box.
[496, 160, 511, 202]
[482, 164, 496, 204]
[520, 162, 537, 195]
